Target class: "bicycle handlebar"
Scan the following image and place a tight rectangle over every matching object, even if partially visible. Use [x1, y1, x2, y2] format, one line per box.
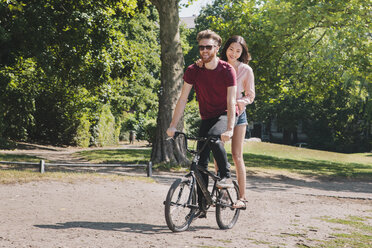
[174, 131, 219, 141]
[173, 131, 220, 154]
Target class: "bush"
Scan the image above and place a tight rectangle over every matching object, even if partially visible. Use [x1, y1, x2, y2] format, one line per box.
[120, 112, 156, 143]
[120, 112, 138, 141]
[184, 99, 201, 136]
[94, 105, 119, 147]
[143, 119, 157, 144]
[0, 138, 17, 150]
[74, 113, 91, 148]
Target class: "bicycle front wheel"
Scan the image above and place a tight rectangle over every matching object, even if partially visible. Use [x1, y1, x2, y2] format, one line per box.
[215, 183, 240, 229]
[164, 177, 197, 232]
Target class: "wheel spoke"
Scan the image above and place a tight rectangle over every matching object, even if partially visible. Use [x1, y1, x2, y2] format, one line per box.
[165, 178, 196, 232]
[215, 186, 240, 229]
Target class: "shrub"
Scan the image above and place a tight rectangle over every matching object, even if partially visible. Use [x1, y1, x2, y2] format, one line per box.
[95, 105, 119, 147]
[74, 113, 91, 148]
[143, 119, 157, 144]
[120, 112, 137, 141]
[0, 138, 17, 150]
[184, 99, 201, 136]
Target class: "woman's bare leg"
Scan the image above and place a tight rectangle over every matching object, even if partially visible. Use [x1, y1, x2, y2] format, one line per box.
[231, 124, 247, 200]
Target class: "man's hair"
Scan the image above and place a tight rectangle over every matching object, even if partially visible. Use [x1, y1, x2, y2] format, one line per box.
[196, 30, 222, 47]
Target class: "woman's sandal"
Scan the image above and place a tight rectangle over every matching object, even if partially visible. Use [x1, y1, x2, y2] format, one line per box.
[233, 199, 247, 210]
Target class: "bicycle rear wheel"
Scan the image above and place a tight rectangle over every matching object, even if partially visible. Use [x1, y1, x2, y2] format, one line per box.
[164, 177, 197, 232]
[215, 182, 240, 229]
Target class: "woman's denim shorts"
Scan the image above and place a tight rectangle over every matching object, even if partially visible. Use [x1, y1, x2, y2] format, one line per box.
[236, 111, 248, 126]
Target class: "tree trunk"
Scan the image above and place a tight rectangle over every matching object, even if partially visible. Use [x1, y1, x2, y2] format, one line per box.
[282, 128, 291, 145]
[150, 0, 188, 165]
[292, 129, 298, 144]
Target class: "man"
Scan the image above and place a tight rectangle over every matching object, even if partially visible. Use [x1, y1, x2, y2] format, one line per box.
[129, 130, 135, 144]
[167, 30, 238, 217]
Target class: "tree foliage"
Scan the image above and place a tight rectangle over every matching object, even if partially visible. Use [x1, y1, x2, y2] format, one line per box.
[0, 0, 160, 146]
[0, 0, 370, 154]
[193, 0, 371, 152]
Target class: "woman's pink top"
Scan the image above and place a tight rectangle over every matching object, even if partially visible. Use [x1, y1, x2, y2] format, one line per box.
[236, 62, 255, 113]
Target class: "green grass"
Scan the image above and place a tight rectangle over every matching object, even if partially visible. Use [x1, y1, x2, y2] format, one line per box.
[319, 232, 372, 248]
[72, 141, 372, 180]
[237, 142, 371, 165]
[0, 151, 153, 184]
[227, 142, 372, 180]
[320, 216, 372, 233]
[1, 142, 371, 181]
[0, 169, 154, 184]
[316, 216, 372, 248]
[238, 153, 371, 179]
[0, 154, 42, 162]
[75, 149, 151, 164]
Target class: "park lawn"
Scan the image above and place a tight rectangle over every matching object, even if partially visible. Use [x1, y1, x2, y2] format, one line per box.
[0, 169, 154, 184]
[0, 153, 154, 184]
[227, 141, 372, 179]
[75, 148, 152, 164]
[0, 154, 42, 162]
[74, 142, 371, 180]
[316, 215, 372, 248]
[1, 142, 370, 180]
[236, 141, 371, 166]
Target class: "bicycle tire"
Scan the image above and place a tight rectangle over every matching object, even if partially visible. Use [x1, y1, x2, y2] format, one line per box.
[164, 177, 197, 232]
[215, 183, 240, 229]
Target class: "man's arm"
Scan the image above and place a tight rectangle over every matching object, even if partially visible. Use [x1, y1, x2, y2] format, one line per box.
[221, 85, 237, 142]
[166, 82, 193, 137]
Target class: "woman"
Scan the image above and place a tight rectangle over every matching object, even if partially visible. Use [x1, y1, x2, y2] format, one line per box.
[196, 35, 255, 208]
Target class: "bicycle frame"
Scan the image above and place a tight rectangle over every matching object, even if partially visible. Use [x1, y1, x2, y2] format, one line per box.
[175, 132, 222, 207]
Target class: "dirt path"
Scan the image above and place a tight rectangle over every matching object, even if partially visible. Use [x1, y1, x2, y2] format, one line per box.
[0, 144, 371, 247]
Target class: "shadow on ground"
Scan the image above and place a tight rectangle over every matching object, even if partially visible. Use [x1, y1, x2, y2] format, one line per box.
[34, 221, 211, 234]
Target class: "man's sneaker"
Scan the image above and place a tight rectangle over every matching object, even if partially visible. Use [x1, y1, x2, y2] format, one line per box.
[216, 177, 234, 189]
[194, 209, 207, 219]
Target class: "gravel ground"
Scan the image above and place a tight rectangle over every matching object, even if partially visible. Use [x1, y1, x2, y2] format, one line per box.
[0, 143, 371, 248]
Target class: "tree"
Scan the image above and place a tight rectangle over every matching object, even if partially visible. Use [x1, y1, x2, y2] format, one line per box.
[0, 0, 161, 146]
[193, 0, 371, 152]
[149, 0, 188, 164]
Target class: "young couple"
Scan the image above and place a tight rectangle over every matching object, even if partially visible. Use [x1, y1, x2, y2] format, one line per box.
[166, 30, 255, 213]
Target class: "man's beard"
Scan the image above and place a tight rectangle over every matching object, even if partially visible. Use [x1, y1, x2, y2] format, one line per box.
[201, 52, 216, 63]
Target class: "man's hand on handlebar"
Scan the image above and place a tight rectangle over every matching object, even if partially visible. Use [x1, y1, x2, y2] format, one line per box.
[166, 127, 177, 138]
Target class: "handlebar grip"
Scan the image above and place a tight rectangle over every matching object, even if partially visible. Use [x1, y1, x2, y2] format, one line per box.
[173, 131, 182, 139]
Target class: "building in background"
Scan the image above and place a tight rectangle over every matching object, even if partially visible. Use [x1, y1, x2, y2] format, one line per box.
[180, 15, 196, 29]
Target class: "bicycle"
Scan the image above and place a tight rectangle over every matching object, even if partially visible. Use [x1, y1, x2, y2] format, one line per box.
[164, 131, 242, 232]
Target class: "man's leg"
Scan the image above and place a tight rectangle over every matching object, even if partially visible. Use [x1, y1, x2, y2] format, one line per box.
[196, 119, 214, 211]
[207, 115, 231, 179]
[210, 140, 231, 178]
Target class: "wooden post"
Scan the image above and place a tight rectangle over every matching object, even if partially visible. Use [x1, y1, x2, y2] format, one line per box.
[40, 160, 45, 173]
[147, 161, 152, 177]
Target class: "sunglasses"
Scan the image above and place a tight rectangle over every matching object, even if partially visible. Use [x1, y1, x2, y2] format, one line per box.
[198, 45, 216, 51]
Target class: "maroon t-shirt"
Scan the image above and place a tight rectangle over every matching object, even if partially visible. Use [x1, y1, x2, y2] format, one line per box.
[183, 60, 237, 120]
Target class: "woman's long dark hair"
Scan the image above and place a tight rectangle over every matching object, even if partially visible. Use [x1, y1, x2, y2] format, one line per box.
[220, 35, 251, 64]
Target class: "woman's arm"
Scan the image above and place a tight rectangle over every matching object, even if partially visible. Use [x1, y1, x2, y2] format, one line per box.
[236, 66, 255, 111]
[221, 85, 237, 142]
